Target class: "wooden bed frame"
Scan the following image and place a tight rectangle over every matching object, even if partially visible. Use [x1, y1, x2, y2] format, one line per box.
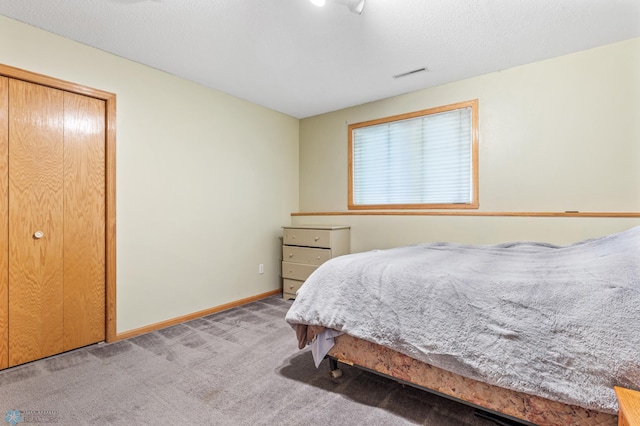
[326, 334, 618, 426]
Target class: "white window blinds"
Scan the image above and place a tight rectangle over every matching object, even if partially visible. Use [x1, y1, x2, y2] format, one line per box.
[351, 104, 475, 207]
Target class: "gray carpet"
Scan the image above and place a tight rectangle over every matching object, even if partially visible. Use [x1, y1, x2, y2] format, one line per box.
[0, 296, 497, 425]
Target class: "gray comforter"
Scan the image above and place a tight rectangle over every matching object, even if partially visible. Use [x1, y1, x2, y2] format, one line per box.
[285, 226, 640, 413]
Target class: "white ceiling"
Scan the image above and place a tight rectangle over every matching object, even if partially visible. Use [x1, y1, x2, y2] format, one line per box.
[1, 0, 639, 118]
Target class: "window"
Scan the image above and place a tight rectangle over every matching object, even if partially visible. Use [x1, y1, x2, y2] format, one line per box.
[348, 100, 478, 210]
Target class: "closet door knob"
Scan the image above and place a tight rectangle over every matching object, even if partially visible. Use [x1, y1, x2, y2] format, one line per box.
[33, 231, 44, 239]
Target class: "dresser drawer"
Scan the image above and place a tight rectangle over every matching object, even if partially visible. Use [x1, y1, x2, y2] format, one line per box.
[283, 228, 332, 248]
[281, 226, 350, 300]
[282, 261, 317, 281]
[282, 246, 331, 266]
[283, 279, 304, 298]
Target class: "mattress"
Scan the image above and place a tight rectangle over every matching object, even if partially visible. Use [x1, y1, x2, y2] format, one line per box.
[286, 226, 640, 413]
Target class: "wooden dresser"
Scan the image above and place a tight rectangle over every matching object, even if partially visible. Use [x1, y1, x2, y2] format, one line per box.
[616, 386, 640, 426]
[281, 225, 350, 300]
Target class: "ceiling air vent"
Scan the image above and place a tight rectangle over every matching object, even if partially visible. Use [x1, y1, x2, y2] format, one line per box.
[393, 67, 428, 79]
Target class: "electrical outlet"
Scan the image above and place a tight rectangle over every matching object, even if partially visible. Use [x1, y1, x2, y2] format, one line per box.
[258, 264, 264, 274]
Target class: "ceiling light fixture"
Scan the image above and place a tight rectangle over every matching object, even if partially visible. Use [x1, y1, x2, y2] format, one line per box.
[309, 0, 365, 15]
[335, 0, 365, 14]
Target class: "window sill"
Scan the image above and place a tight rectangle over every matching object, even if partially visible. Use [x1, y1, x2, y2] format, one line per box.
[291, 211, 640, 218]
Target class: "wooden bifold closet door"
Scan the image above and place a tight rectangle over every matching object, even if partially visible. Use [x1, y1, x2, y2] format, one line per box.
[0, 76, 106, 369]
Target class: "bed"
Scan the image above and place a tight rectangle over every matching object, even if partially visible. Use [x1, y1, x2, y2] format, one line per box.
[285, 226, 640, 425]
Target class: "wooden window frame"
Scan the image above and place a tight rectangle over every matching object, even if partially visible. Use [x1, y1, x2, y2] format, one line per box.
[348, 99, 479, 210]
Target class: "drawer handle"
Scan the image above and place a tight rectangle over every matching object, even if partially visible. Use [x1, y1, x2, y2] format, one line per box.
[289, 253, 294, 258]
[317, 256, 320, 260]
[314, 236, 319, 241]
[289, 284, 294, 290]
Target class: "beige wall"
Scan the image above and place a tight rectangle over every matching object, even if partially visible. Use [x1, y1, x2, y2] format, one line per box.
[296, 38, 640, 250]
[2, 15, 638, 333]
[0, 16, 299, 333]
